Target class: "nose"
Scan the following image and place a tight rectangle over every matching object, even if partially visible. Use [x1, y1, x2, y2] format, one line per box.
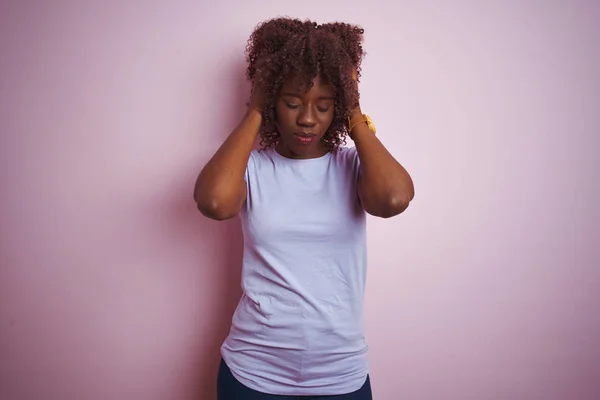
[297, 106, 317, 127]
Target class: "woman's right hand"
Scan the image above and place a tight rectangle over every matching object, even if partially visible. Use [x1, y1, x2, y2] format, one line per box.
[249, 75, 266, 113]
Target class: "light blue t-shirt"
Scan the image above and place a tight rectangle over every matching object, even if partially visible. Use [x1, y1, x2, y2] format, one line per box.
[221, 146, 369, 396]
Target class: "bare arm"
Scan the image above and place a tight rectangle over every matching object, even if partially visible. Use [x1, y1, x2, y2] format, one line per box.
[193, 108, 262, 220]
[352, 108, 415, 218]
[346, 68, 414, 218]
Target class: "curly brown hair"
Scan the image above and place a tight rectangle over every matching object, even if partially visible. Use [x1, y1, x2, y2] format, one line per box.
[245, 17, 365, 151]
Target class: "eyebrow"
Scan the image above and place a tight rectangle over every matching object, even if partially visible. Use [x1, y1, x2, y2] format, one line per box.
[282, 92, 335, 100]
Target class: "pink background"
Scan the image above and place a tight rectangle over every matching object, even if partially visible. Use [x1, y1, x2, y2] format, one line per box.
[1, 1, 599, 399]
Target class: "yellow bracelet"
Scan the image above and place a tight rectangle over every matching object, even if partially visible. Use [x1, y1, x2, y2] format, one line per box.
[348, 114, 376, 135]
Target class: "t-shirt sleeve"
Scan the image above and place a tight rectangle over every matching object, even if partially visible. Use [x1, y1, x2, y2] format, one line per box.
[344, 146, 362, 183]
[243, 150, 258, 211]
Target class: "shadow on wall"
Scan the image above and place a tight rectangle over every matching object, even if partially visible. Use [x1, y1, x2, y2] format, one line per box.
[171, 58, 251, 400]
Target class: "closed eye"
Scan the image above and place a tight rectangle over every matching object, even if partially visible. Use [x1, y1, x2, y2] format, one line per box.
[286, 102, 301, 109]
[317, 106, 330, 112]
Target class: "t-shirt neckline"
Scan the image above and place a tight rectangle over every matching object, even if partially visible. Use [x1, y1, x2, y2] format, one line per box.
[271, 147, 332, 162]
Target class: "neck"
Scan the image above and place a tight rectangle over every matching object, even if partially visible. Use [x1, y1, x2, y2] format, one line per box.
[275, 142, 328, 159]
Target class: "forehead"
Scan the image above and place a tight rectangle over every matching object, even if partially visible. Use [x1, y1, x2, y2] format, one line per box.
[280, 75, 334, 98]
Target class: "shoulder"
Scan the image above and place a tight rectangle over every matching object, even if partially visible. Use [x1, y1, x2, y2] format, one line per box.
[339, 145, 358, 157]
[328, 146, 361, 183]
[331, 146, 360, 167]
[246, 148, 283, 181]
[248, 148, 275, 168]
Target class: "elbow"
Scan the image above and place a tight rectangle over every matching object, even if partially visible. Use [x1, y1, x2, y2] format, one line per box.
[195, 196, 239, 221]
[364, 188, 413, 219]
[193, 180, 245, 221]
[377, 193, 412, 218]
[360, 175, 415, 218]
[381, 180, 415, 217]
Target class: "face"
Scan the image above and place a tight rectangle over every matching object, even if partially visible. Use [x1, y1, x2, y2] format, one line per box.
[275, 75, 335, 159]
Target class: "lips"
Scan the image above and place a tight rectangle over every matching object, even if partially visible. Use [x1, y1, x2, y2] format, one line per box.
[294, 132, 316, 145]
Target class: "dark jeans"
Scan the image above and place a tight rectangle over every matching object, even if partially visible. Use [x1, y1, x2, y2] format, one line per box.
[217, 358, 373, 400]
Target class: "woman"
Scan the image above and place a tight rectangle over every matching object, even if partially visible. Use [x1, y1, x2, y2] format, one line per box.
[194, 17, 414, 400]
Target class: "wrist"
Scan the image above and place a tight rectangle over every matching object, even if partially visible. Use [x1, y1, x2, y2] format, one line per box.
[241, 107, 263, 139]
[347, 106, 361, 140]
[245, 106, 262, 121]
[349, 123, 368, 141]
[347, 111, 376, 140]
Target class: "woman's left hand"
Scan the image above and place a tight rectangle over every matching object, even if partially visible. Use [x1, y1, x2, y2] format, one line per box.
[348, 68, 361, 114]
